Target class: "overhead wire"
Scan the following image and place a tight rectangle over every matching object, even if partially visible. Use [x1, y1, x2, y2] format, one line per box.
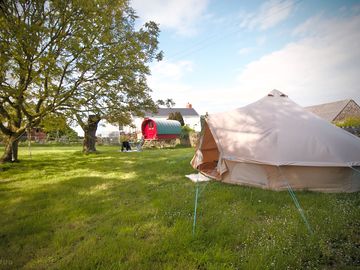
[165, 0, 303, 62]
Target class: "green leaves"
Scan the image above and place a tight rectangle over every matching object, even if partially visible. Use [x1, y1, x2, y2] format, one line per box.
[0, 0, 163, 161]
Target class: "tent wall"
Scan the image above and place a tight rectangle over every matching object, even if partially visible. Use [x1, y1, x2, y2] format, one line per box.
[221, 161, 360, 192]
[192, 90, 360, 192]
[198, 122, 219, 164]
[191, 122, 221, 179]
[192, 119, 360, 193]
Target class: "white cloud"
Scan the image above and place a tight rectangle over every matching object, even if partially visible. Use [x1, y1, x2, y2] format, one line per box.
[150, 60, 193, 81]
[238, 47, 253, 55]
[233, 14, 360, 106]
[149, 81, 194, 108]
[240, 0, 295, 31]
[148, 80, 236, 115]
[147, 13, 360, 116]
[237, 36, 267, 56]
[256, 36, 267, 46]
[147, 59, 196, 108]
[131, 0, 209, 36]
[292, 14, 324, 37]
[147, 61, 237, 115]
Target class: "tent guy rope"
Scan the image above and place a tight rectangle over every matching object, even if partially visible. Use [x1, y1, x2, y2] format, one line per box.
[278, 166, 313, 235]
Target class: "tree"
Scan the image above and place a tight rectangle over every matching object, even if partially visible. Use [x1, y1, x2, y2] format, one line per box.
[0, 0, 162, 161]
[41, 113, 77, 142]
[157, 98, 175, 108]
[168, 111, 185, 126]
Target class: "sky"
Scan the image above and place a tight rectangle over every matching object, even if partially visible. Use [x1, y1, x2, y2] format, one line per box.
[131, 0, 360, 115]
[92, 0, 360, 136]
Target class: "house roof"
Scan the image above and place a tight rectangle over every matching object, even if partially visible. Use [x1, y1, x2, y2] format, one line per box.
[145, 108, 199, 117]
[305, 99, 352, 122]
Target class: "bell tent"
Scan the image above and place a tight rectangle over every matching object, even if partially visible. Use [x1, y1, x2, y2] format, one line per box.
[191, 90, 360, 192]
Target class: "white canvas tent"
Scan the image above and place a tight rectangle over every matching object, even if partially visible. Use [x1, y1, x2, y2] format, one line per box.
[191, 90, 360, 192]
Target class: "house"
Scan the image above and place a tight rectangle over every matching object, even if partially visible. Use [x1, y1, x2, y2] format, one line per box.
[20, 128, 47, 142]
[121, 103, 201, 134]
[305, 99, 360, 123]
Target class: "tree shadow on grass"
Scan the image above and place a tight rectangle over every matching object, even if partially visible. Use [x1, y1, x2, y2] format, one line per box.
[1, 172, 360, 269]
[0, 174, 147, 269]
[4, 148, 359, 268]
[0, 159, 198, 269]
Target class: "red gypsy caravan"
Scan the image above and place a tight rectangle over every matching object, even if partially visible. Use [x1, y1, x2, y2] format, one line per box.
[141, 118, 181, 140]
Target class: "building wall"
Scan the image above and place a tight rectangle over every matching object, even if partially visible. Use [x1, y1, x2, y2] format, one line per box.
[183, 116, 201, 131]
[334, 100, 360, 122]
[29, 128, 47, 141]
[120, 118, 142, 134]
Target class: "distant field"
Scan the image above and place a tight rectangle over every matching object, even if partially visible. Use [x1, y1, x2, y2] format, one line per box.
[0, 146, 359, 269]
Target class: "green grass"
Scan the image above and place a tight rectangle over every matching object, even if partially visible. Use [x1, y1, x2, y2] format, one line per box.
[0, 146, 359, 269]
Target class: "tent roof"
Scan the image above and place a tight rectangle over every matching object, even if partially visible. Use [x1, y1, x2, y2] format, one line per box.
[206, 90, 360, 167]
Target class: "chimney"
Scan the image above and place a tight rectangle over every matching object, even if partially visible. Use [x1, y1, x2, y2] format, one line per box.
[186, 102, 192, 109]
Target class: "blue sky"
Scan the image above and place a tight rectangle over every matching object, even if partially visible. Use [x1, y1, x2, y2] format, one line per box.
[131, 0, 360, 115]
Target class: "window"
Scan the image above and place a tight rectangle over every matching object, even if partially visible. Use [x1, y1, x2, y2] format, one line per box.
[148, 121, 154, 128]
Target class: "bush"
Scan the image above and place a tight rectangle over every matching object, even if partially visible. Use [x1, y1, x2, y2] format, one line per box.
[179, 125, 195, 147]
[336, 117, 360, 128]
[180, 125, 194, 139]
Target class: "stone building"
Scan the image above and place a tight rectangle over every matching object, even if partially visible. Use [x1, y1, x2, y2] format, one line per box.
[305, 99, 360, 123]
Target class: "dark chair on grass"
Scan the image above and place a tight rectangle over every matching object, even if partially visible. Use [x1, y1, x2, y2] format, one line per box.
[121, 141, 131, 152]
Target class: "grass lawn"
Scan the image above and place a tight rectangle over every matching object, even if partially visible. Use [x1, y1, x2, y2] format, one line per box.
[0, 145, 359, 269]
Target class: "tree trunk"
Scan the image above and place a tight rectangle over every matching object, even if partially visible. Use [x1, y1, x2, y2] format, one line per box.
[83, 115, 101, 153]
[1, 134, 19, 163]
